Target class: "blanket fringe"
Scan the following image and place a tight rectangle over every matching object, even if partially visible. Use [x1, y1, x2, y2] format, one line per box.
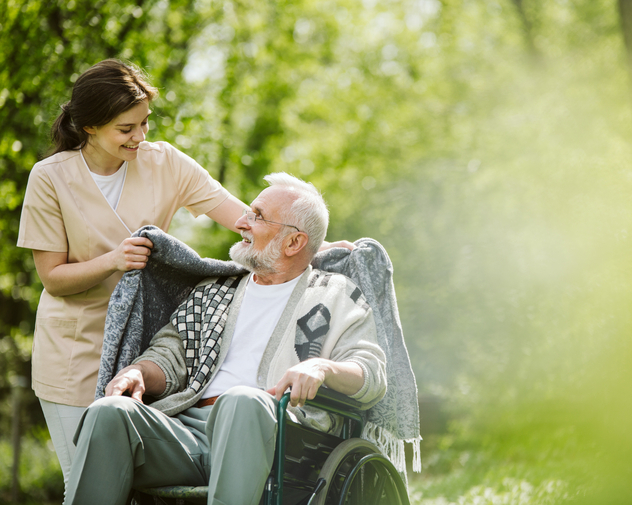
[408, 436, 422, 473]
[360, 422, 422, 474]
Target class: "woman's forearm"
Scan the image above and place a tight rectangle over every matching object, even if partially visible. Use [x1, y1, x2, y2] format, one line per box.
[33, 250, 119, 297]
[33, 236, 154, 297]
[205, 195, 249, 233]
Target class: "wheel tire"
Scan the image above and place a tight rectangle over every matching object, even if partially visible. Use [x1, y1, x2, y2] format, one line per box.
[311, 439, 409, 505]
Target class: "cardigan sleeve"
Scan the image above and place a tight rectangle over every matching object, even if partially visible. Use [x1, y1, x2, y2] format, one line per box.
[328, 305, 387, 408]
[132, 322, 188, 399]
[304, 272, 387, 409]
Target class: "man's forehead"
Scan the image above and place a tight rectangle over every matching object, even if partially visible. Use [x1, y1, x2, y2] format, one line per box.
[251, 186, 295, 215]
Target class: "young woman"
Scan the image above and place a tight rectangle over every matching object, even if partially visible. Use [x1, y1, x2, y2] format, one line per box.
[17, 59, 252, 486]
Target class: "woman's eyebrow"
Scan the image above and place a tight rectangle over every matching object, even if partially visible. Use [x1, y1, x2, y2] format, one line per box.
[116, 113, 151, 127]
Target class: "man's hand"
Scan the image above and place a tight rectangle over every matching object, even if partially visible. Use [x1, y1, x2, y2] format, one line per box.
[105, 366, 146, 401]
[266, 359, 364, 408]
[267, 359, 329, 407]
[104, 360, 166, 401]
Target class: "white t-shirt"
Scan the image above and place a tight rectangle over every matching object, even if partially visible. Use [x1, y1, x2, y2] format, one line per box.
[82, 151, 128, 211]
[202, 273, 301, 398]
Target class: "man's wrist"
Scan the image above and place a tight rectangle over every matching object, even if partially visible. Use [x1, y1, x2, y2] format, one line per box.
[321, 360, 364, 396]
[132, 360, 167, 396]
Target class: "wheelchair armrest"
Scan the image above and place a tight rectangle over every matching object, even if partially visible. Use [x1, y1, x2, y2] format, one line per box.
[278, 387, 365, 439]
[305, 387, 364, 413]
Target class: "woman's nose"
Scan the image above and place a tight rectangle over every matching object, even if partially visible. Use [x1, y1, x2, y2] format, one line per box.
[132, 127, 146, 142]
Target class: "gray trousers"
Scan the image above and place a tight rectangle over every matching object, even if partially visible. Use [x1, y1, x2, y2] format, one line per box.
[64, 386, 278, 505]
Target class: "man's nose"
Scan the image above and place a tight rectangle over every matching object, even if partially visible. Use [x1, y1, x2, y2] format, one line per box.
[235, 212, 250, 230]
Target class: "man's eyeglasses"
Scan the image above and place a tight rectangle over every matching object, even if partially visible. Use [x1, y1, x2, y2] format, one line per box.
[242, 210, 301, 233]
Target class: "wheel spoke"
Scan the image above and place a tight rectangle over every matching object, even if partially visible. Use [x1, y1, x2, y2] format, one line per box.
[312, 439, 409, 505]
[369, 466, 388, 505]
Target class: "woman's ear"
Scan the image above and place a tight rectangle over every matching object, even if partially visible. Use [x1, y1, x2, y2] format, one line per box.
[83, 126, 97, 135]
[284, 232, 309, 257]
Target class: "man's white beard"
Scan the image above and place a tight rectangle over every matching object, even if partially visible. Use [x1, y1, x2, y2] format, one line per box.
[229, 233, 283, 274]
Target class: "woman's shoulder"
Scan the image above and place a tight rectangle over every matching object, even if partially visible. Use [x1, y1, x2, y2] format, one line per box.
[137, 141, 184, 165]
[29, 150, 82, 181]
[34, 149, 81, 170]
[137, 141, 200, 171]
[137, 140, 177, 156]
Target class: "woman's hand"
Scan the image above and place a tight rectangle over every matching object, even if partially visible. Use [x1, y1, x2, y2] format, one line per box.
[319, 240, 356, 252]
[33, 236, 154, 297]
[110, 237, 153, 272]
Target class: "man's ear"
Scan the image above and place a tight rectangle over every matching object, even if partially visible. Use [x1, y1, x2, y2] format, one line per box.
[284, 232, 309, 257]
[83, 126, 97, 135]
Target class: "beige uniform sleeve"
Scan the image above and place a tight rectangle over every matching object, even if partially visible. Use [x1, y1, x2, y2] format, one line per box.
[164, 143, 231, 218]
[17, 165, 68, 252]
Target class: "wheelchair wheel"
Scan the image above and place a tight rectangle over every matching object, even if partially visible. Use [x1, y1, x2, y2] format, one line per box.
[311, 439, 410, 505]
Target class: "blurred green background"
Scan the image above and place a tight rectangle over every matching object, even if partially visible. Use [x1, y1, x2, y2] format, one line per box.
[2, 0, 632, 503]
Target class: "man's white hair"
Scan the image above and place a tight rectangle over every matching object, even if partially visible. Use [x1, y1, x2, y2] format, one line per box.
[263, 172, 329, 256]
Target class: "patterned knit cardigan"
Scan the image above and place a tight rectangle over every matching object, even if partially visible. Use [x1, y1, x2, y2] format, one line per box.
[96, 226, 421, 473]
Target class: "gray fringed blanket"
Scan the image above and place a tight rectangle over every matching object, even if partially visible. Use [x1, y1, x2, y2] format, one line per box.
[97, 225, 421, 471]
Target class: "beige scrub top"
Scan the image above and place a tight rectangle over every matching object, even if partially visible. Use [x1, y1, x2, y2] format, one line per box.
[17, 141, 230, 407]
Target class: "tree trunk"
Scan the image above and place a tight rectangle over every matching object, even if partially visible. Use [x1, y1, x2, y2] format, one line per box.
[510, 0, 541, 64]
[618, 0, 632, 77]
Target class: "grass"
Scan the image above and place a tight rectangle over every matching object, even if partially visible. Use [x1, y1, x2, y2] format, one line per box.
[407, 428, 592, 505]
[0, 432, 587, 505]
[1, 417, 624, 505]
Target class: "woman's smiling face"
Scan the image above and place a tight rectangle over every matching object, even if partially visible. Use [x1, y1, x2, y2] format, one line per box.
[83, 100, 151, 172]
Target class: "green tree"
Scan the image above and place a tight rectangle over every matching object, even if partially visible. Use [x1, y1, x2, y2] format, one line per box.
[0, 1, 209, 500]
[3, 0, 632, 501]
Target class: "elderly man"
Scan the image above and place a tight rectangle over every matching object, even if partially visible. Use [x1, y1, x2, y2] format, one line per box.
[64, 173, 387, 505]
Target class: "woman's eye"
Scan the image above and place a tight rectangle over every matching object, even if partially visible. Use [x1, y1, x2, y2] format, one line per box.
[120, 129, 131, 134]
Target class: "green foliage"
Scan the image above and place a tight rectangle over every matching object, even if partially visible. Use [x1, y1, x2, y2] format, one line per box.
[0, 429, 63, 504]
[2, 0, 632, 502]
[0, 2, 210, 499]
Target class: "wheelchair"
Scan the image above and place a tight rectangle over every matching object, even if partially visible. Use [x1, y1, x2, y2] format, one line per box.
[134, 388, 410, 505]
